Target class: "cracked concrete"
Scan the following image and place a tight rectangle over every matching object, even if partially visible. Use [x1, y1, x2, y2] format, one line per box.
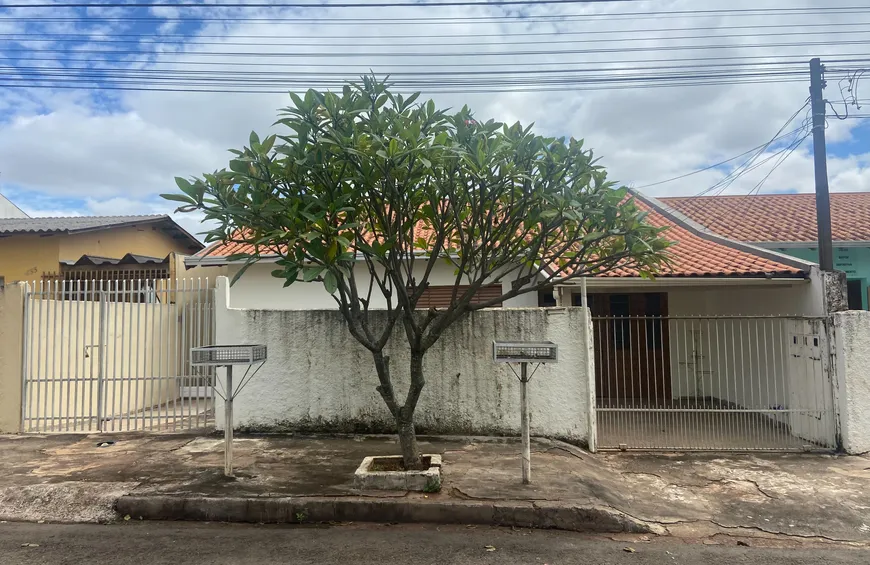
[1, 433, 870, 544]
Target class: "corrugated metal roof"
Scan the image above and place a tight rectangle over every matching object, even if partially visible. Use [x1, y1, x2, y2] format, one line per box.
[0, 215, 167, 234]
[0, 214, 204, 252]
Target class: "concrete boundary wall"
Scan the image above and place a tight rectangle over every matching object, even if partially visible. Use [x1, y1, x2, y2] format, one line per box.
[833, 311, 870, 454]
[215, 277, 592, 444]
[0, 282, 27, 432]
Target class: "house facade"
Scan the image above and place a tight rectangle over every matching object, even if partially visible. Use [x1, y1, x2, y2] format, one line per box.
[189, 193, 845, 452]
[661, 192, 870, 310]
[0, 215, 204, 285]
[188, 193, 829, 319]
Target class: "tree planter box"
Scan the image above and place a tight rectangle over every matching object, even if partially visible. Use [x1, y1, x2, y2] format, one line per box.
[353, 454, 442, 491]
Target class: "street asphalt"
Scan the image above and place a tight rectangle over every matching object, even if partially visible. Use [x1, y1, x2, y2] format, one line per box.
[0, 522, 865, 565]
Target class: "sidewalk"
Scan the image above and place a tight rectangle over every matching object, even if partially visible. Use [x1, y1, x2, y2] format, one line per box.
[1, 432, 869, 544]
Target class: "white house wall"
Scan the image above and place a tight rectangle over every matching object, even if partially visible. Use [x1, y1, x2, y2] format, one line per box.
[226, 262, 540, 310]
[666, 280, 831, 443]
[0, 194, 27, 219]
[214, 277, 590, 443]
[833, 311, 870, 454]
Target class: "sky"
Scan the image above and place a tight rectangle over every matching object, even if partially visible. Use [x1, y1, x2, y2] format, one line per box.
[0, 0, 869, 240]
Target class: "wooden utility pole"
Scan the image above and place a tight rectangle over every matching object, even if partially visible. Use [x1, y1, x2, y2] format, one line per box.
[810, 57, 834, 271]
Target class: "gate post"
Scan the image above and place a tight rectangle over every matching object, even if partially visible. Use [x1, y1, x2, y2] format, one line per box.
[0, 282, 28, 433]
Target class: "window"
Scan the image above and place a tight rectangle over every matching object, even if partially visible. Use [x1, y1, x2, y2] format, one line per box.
[414, 284, 503, 309]
[847, 279, 864, 310]
[538, 289, 557, 307]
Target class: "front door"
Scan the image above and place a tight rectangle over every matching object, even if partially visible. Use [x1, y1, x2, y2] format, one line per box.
[588, 293, 671, 402]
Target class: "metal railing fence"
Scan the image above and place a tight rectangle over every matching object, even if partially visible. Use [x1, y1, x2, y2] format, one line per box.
[592, 315, 836, 452]
[21, 278, 215, 433]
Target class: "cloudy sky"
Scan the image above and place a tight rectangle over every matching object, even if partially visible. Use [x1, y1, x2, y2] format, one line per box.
[0, 0, 868, 238]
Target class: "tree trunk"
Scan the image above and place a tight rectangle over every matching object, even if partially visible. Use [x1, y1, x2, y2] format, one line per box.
[397, 414, 422, 470]
[397, 350, 426, 469]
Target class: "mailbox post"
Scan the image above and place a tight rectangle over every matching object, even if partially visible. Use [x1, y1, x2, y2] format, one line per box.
[191, 345, 267, 477]
[492, 341, 558, 485]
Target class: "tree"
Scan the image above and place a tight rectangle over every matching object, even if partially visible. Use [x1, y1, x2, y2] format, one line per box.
[164, 77, 670, 469]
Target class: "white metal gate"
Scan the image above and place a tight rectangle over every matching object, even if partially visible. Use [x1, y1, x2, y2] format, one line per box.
[593, 315, 837, 452]
[21, 278, 215, 433]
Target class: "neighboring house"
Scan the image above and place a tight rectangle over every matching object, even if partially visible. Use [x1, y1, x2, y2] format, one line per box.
[0, 215, 204, 285]
[0, 192, 28, 219]
[660, 192, 870, 310]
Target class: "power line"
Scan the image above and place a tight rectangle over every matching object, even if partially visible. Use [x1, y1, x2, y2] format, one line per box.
[699, 103, 811, 198]
[2, 20, 868, 41]
[1, 0, 640, 7]
[8, 38, 870, 58]
[4, 6, 870, 24]
[11, 53, 867, 70]
[745, 132, 811, 198]
[633, 125, 809, 190]
[0, 75, 807, 94]
[6, 27, 870, 48]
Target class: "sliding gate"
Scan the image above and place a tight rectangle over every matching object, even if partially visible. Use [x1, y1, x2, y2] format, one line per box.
[592, 315, 836, 451]
[21, 279, 215, 433]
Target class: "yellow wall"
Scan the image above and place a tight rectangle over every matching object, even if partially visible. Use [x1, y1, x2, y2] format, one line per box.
[58, 224, 194, 262]
[0, 234, 61, 283]
[0, 223, 198, 284]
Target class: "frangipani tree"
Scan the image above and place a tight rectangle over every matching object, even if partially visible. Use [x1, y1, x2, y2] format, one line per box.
[164, 77, 670, 469]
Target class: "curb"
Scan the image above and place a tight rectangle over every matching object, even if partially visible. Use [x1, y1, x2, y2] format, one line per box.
[115, 495, 659, 535]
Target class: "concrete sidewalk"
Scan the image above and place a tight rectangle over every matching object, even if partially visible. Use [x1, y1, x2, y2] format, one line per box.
[1, 433, 869, 545]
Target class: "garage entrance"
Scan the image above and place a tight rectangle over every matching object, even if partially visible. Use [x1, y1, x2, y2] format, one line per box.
[591, 297, 836, 452]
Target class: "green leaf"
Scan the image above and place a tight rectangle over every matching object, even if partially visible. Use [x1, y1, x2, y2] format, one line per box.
[229, 160, 249, 174]
[260, 134, 276, 154]
[323, 271, 338, 294]
[160, 193, 195, 204]
[303, 266, 324, 282]
[174, 177, 196, 197]
[249, 130, 260, 147]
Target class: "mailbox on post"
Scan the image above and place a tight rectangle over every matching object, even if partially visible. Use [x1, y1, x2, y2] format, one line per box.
[493, 341, 558, 485]
[191, 344, 267, 477]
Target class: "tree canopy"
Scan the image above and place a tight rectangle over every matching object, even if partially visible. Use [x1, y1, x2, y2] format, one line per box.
[164, 76, 670, 467]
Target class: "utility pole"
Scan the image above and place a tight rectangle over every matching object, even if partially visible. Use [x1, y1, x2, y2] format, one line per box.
[810, 57, 834, 271]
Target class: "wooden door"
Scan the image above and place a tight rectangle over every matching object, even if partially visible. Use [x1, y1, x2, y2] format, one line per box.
[589, 293, 671, 402]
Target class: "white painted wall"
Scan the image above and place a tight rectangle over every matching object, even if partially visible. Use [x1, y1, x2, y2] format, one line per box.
[0, 193, 27, 219]
[214, 277, 591, 443]
[226, 262, 540, 310]
[833, 311, 870, 454]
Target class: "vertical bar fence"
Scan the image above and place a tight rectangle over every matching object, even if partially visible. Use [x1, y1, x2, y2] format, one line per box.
[592, 315, 836, 452]
[20, 278, 216, 433]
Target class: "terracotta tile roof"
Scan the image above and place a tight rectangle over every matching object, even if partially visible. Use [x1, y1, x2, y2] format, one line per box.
[594, 199, 805, 278]
[194, 201, 806, 279]
[660, 192, 870, 243]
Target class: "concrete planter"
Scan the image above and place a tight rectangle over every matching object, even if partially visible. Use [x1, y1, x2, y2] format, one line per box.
[353, 454, 442, 491]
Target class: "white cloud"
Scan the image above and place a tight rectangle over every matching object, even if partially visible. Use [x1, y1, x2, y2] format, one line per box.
[1, 0, 869, 219]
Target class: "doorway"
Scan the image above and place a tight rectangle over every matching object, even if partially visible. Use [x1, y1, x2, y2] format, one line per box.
[847, 279, 863, 310]
[587, 292, 671, 402]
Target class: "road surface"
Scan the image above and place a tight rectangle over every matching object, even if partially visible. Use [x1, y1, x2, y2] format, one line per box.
[0, 522, 865, 564]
